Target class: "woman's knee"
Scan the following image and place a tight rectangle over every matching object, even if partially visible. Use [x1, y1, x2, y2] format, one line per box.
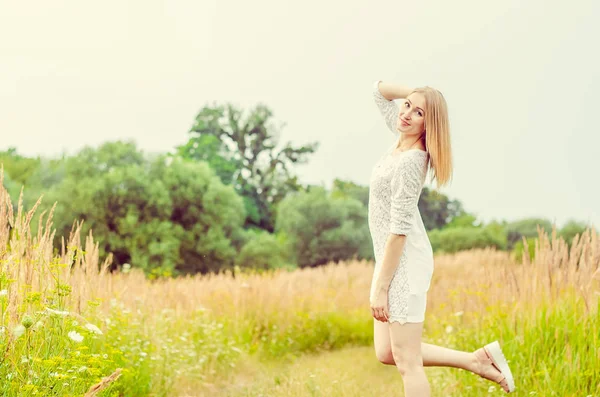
[388, 321, 425, 374]
[375, 347, 395, 365]
[392, 350, 423, 375]
[373, 320, 394, 364]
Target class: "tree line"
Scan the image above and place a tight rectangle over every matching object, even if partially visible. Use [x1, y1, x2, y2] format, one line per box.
[1, 103, 595, 277]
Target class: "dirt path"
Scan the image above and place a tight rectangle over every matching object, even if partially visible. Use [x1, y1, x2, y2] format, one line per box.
[191, 345, 474, 397]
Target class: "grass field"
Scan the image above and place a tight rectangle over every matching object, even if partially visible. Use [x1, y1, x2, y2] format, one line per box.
[0, 179, 598, 396]
[202, 345, 453, 397]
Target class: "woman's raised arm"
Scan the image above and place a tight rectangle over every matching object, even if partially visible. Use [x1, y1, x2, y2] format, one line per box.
[373, 80, 413, 136]
[376, 80, 414, 101]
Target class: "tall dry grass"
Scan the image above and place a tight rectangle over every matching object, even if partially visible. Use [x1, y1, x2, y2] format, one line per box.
[427, 226, 599, 318]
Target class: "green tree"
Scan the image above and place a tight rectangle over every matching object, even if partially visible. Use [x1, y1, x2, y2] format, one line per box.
[444, 212, 481, 229]
[331, 179, 369, 207]
[175, 133, 238, 185]
[62, 141, 145, 179]
[234, 229, 292, 271]
[418, 187, 465, 230]
[558, 219, 597, 246]
[151, 156, 246, 275]
[0, 148, 66, 211]
[0, 147, 41, 187]
[0, 171, 20, 209]
[44, 142, 246, 275]
[275, 187, 372, 268]
[178, 103, 319, 232]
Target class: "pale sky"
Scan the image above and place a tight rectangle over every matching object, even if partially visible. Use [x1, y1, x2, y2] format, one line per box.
[1, 0, 598, 228]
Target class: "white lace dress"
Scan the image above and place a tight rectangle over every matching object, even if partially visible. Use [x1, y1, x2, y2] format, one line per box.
[368, 80, 435, 325]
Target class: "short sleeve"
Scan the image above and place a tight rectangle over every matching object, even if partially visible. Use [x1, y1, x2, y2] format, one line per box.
[389, 154, 425, 236]
[373, 80, 399, 136]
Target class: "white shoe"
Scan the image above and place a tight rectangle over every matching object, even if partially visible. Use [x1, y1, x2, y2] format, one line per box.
[482, 340, 516, 393]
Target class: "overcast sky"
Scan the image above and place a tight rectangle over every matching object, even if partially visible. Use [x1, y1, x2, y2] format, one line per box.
[1, 0, 598, 228]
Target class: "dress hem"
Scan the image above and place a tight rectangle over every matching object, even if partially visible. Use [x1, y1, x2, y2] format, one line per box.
[387, 315, 425, 325]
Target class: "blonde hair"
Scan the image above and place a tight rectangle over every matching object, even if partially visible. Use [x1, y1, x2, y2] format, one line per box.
[412, 86, 453, 188]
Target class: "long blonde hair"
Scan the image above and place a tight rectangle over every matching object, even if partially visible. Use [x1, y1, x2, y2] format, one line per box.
[412, 86, 453, 188]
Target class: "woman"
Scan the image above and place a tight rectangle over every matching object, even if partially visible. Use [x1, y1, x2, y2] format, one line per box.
[368, 80, 516, 395]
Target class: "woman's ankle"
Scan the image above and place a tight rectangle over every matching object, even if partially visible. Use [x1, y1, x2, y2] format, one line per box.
[468, 351, 482, 374]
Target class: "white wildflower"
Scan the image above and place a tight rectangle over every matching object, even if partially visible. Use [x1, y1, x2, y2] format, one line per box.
[13, 324, 26, 339]
[488, 385, 496, 392]
[0, 289, 7, 296]
[68, 331, 84, 343]
[84, 323, 103, 335]
[445, 325, 454, 334]
[454, 311, 464, 317]
[45, 308, 70, 316]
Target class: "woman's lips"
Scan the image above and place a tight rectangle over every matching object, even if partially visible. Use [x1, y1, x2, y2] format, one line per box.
[400, 119, 410, 127]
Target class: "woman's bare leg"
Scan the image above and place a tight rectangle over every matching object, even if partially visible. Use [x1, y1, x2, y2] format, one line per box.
[421, 342, 479, 371]
[388, 320, 430, 397]
[373, 320, 510, 392]
[374, 320, 477, 371]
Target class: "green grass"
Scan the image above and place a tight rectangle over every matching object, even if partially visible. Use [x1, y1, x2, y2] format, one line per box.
[198, 292, 600, 397]
[443, 294, 599, 396]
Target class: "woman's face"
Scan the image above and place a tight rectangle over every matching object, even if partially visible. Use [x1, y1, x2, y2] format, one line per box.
[397, 92, 426, 135]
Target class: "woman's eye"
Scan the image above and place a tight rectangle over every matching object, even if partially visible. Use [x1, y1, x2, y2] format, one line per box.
[404, 102, 410, 108]
[417, 111, 423, 117]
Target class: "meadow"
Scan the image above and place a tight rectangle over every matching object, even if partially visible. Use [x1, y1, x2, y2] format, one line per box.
[0, 178, 598, 396]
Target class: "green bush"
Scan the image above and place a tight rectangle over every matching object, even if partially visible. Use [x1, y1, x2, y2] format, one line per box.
[512, 237, 537, 263]
[275, 187, 371, 267]
[505, 217, 553, 250]
[235, 230, 293, 271]
[428, 223, 507, 253]
[558, 219, 597, 246]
